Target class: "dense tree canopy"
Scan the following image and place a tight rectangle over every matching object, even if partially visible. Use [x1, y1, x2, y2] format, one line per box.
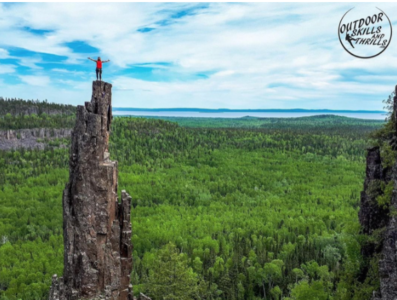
[0, 111, 385, 300]
[0, 97, 75, 117]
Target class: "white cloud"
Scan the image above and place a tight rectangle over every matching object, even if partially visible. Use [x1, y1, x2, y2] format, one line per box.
[0, 48, 9, 59]
[17, 57, 43, 69]
[213, 70, 236, 77]
[0, 64, 16, 74]
[19, 75, 50, 87]
[51, 68, 86, 76]
[52, 68, 72, 73]
[0, 3, 396, 109]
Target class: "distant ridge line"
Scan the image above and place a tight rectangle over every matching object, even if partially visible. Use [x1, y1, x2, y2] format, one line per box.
[112, 108, 386, 113]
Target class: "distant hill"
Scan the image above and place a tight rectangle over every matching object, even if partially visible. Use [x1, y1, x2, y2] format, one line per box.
[113, 107, 386, 113]
[116, 114, 385, 131]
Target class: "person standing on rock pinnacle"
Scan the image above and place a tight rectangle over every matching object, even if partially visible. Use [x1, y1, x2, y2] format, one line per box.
[88, 57, 110, 81]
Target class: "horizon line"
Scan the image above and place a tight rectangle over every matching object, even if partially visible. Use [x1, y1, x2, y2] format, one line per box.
[112, 107, 387, 113]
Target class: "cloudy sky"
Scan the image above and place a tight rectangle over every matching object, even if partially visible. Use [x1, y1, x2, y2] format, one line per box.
[0, 2, 396, 110]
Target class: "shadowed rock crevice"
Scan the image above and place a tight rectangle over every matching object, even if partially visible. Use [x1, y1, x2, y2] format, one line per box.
[49, 81, 134, 300]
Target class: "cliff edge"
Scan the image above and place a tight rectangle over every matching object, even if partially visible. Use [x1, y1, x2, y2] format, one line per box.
[360, 85, 397, 300]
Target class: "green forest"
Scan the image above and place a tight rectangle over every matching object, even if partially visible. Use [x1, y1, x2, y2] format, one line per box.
[0, 97, 75, 117]
[0, 102, 388, 299]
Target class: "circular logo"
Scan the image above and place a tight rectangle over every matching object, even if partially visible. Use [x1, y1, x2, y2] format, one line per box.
[338, 7, 392, 59]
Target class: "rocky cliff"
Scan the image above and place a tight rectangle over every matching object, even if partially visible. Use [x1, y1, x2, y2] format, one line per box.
[49, 81, 134, 300]
[360, 85, 397, 300]
[0, 128, 72, 150]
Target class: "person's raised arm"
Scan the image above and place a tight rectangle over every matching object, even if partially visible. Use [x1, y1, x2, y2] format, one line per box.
[102, 59, 110, 63]
[87, 57, 96, 62]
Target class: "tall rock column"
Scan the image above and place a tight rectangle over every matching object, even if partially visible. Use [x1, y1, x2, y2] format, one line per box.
[49, 81, 133, 300]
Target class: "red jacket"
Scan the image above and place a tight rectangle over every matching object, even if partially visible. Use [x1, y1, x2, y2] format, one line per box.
[96, 60, 102, 69]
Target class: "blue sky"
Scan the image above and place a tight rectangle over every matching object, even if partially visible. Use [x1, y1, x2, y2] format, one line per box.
[0, 2, 397, 110]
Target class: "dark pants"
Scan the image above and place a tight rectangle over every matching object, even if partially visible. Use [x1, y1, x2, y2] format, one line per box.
[96, 68, 102, 80]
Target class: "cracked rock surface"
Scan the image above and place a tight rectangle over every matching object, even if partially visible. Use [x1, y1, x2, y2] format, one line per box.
[49, 81, 134, 300]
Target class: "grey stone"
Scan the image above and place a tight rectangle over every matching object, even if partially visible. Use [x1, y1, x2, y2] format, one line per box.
[48, 81, 147, 300]
[0, 128, 72, 150]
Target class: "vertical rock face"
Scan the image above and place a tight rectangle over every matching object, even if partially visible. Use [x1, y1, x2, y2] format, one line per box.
[379, 177, 397, 300]
[378, 88, 397, 300]
[49, 81, 133, 300]
[359, 147, 388, 237]
[360, 85, 397, 300]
